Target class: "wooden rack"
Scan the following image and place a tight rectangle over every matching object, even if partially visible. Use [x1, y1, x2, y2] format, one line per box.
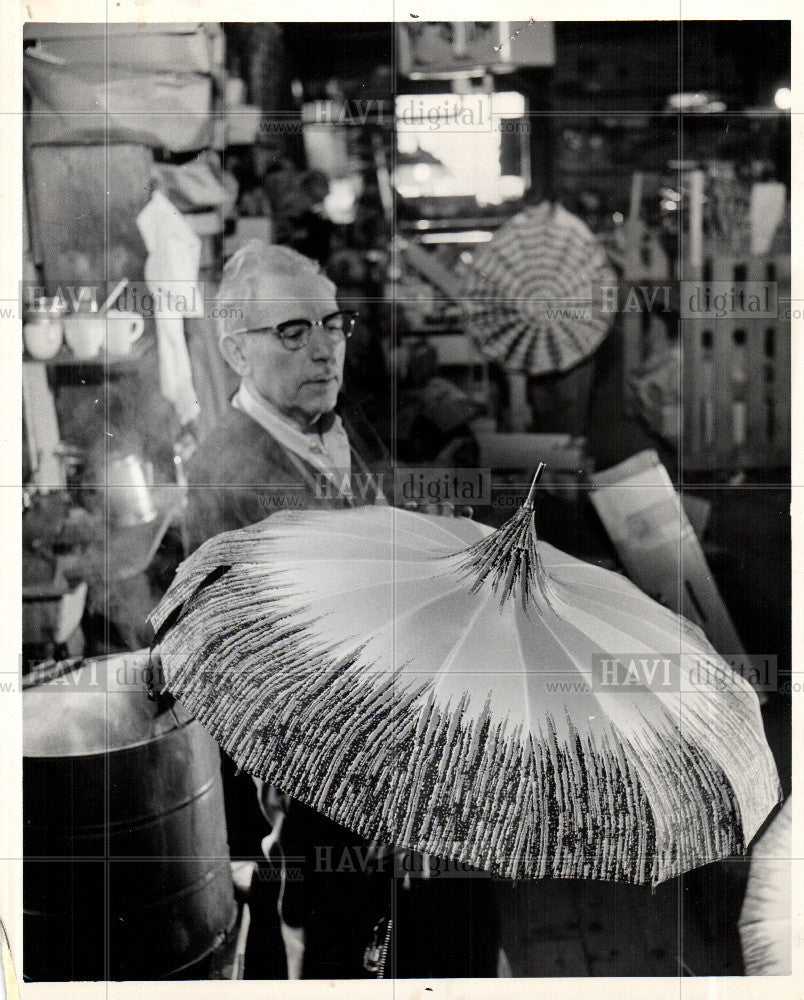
[680, 252, 790, 472]
[620, 169, 790, 473]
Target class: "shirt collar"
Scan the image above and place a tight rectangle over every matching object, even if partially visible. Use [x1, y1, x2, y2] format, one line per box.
[232, 382, 352, 485]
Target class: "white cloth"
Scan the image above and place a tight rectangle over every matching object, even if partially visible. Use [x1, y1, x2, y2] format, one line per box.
[750, 182, 787, 255]
[136, 190, 201, 426]
[22, 363, 64, 490]
[232, 382, 352, 495]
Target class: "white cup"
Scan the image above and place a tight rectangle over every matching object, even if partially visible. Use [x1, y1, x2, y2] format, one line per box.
[105, 310, 145, 356]
[24, 317, 63, 361]
[63, 314, 104, 360]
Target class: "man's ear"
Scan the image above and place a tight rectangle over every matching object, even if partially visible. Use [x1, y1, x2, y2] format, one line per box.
[219, 335, 250, 376]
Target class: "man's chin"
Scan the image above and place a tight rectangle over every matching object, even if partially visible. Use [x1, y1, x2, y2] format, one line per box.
[298, 388, 339, 422]
[302, 383, 340, 405]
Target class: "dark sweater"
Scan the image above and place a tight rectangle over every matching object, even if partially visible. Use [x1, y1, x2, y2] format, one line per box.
[184, 404, 390, 552]
[184, 404, 393, 978]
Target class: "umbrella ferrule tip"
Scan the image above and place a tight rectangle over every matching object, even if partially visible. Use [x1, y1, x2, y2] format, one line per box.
[523, 464, 546, 509]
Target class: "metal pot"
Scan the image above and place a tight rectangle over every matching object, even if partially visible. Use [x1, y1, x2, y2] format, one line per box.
[23, 652, 237, 981]
[105, 453, 157, 527]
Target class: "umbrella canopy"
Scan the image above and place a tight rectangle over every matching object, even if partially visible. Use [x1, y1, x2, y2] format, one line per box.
[151, 500, 780, 887]
[459, 201, 616, 375]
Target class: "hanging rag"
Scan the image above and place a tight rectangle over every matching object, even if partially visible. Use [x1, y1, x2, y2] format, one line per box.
[136, 189, 201, 426]
[750, 182, 787, 256]
[22, 363, 65, 491]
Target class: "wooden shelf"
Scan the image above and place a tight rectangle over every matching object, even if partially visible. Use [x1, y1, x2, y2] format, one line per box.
[398, 215, 510, 233]
[556, 166, 632, 176]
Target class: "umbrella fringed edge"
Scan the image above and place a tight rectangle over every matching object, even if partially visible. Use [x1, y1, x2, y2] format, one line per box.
[160, 603, 754, 886]
[611, 711, 759, 884]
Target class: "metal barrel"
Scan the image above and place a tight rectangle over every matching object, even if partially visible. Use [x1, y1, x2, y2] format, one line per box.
[23, 652, 236, 981]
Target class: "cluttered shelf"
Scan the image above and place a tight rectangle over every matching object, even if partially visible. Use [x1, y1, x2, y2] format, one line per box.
[23, 334, 157, 371]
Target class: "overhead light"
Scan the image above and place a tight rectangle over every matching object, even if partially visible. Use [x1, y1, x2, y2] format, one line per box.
[405, 67, 486, 82]
[666, 92, 725, 113]
[774, 87, 792, 111]
[667, 92, 709, 110]
[418, 231, 494, 244]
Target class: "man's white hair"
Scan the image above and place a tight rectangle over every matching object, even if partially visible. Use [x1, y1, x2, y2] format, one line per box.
[215, 240, 336, 345]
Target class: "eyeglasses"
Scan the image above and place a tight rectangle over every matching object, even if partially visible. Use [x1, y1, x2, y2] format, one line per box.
[241, 310, 358, 352]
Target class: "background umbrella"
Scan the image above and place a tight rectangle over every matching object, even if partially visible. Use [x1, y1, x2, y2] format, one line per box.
[459, 201, 616, 375]
[738, 797, 791, 975]
[151, 488, 780, 887]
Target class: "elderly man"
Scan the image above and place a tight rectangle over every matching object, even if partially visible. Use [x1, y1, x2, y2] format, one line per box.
[184, 241, 498, 980]
[185, 241, 388, 550]
[184, 241, 392, 980]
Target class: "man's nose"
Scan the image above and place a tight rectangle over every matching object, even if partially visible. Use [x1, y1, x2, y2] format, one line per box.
[308, 323, 336, 361]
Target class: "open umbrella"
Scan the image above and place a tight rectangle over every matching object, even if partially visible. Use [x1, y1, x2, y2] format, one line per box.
[151, 484, 780, 886]
[738, 798, 791, 975]
[459, 201, 616, 375]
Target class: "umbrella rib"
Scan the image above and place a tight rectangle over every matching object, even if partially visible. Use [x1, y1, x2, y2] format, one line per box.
[548, 573, 632, 587]
[232, 523, 467, 561]
[395, 516, 478, 546]
[519, 601, 612, 723]
[512, 604, 544, 847]
[527, 603, 709, 790]
[548, 595, 693, 668]
[331, 573, 473, 655]
[270, 555, 451, 568]
[513, 608, 536, 737]
[258, 512, 455, 547]
[268, 564, 452, 605]
[429, 583, 495, 685]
